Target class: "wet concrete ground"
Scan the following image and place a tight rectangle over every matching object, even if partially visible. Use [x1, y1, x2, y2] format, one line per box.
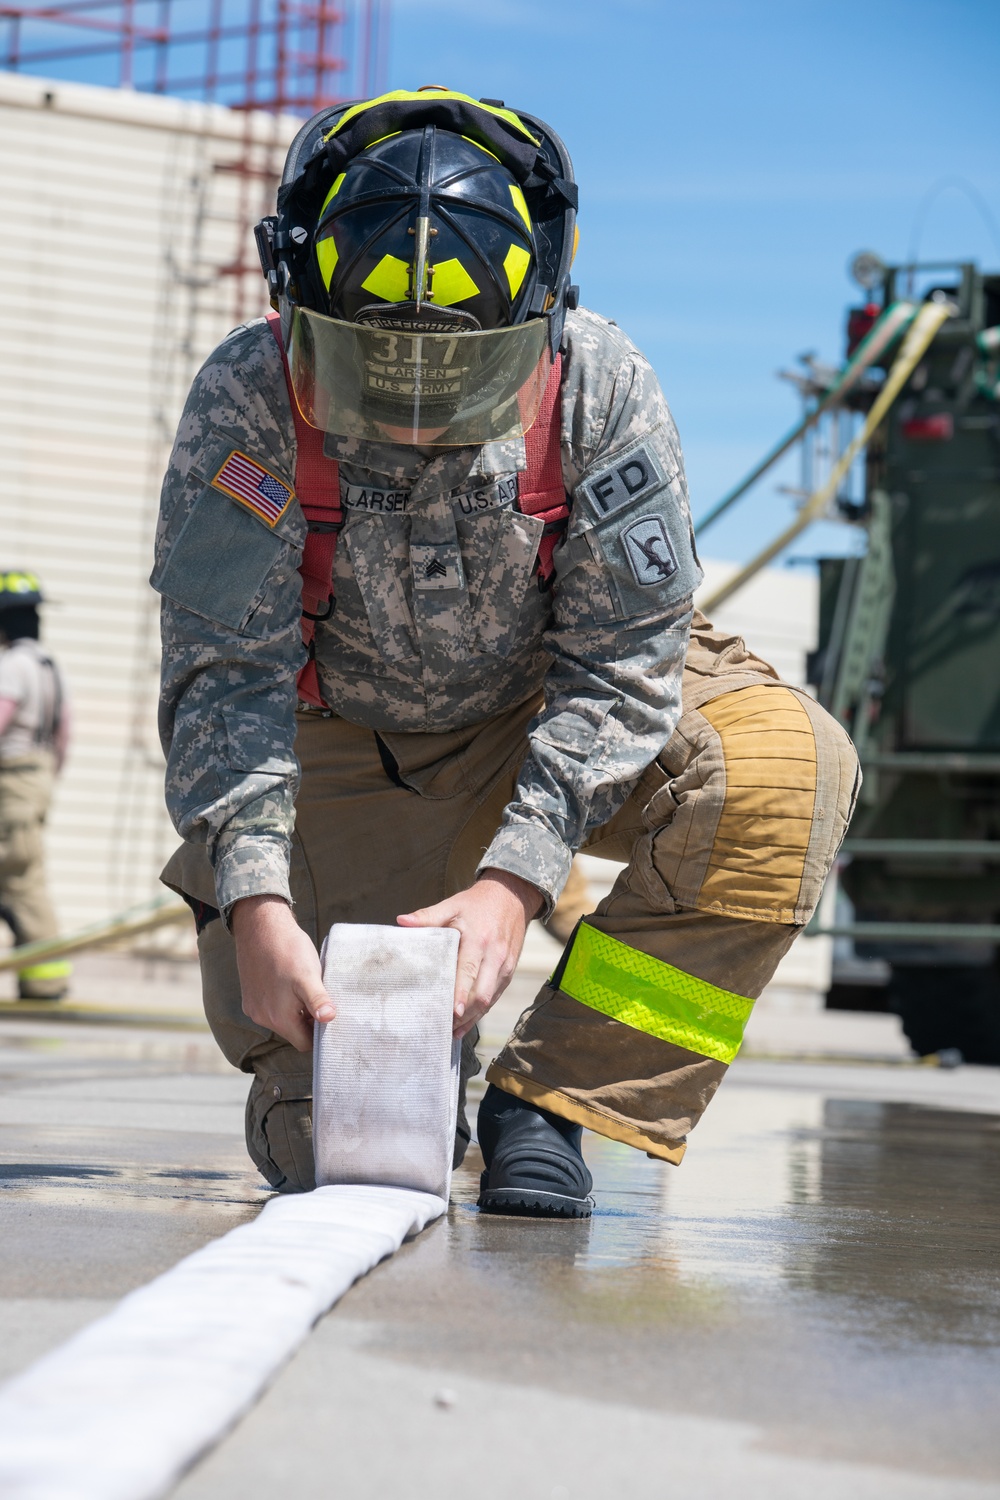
[2, 998, 999, 1498]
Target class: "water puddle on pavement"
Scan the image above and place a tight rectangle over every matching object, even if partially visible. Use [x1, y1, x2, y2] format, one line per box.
[0, 1158, 267, 1214]
[452, 1086, 1000, 1349]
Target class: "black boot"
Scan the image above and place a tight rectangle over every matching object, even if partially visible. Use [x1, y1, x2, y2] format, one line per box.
[476, 1084, 593, 1218]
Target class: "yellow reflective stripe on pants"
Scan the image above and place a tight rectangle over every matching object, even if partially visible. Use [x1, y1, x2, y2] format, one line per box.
[17, 960, 72, 981]
[557, 923, 753, 1066]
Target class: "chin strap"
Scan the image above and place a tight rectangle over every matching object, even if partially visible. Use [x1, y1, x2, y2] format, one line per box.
[518, 354, 569, 588]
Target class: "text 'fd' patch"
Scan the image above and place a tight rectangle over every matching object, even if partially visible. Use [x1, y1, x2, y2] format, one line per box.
[578, 442, 665, 516]
[622, 516, 678, 587]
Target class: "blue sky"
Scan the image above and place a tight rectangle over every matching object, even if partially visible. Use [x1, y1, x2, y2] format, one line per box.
[387, 0, 1000, 562]
[7, 0, 998, 563]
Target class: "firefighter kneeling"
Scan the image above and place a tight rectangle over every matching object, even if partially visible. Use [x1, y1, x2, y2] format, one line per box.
[155, 89, 858, 1216]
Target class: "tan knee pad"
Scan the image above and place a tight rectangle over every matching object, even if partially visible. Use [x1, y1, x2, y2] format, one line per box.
[621, 684, 858, 926]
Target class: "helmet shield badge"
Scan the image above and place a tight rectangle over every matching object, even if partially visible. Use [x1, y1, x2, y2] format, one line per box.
[286, 305, 551, 445]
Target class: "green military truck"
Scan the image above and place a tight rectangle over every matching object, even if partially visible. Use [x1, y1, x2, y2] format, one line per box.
[809, 258, 1000, 1062]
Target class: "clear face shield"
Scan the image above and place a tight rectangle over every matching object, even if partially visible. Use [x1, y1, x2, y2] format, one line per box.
[285, 305, 552, 447]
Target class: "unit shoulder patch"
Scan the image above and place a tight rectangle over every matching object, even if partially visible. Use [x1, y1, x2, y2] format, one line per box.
[622, 515, 678, 587]
[577, 441, 666, 518]
[212, 450, 294, 527]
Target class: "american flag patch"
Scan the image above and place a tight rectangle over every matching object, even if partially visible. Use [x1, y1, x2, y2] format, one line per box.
[212, 450, 294, 527]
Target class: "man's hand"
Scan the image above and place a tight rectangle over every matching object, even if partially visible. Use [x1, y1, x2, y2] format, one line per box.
[231, 895, 333, 1052]
[397, 870, 544, 1039]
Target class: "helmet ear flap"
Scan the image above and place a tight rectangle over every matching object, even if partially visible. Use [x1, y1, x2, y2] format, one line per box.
[505, 109, 577, 354]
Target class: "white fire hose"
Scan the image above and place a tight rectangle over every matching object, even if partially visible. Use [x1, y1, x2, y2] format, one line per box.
[0, 924, 459, 1500]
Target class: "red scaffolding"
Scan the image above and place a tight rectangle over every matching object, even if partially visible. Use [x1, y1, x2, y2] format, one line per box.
[1, 1, 390, 319]
[0, 1, 390, 110]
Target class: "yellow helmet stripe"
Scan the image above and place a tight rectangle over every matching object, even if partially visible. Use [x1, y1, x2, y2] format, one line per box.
[18, 960, 72, 981]
[320, 171, 346, 216]
[508, 184, 532, 234]
[316, 232, 339, 290]
[361, 253, 412, 303]
[316, 170, 348, 289]
[0, 572, 41, 594]
[462, 134, 500, 163]
[324, 89, 540, 148]
[430, 258, 479, 307]
[503, 243, 531, 300]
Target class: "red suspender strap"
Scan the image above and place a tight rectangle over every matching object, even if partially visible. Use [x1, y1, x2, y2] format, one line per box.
[264, 318, 564, 707]
[265, 312, 341, 708]
[518, 353, 568, 585]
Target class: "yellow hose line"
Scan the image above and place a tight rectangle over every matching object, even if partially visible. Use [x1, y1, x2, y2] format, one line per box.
[694, 299, 916, 537]
[700, 298, 954, 614]
[0, 897, 190, 973]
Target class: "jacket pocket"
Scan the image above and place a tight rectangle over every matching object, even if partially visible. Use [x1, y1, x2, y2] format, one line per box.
[471, 509, 544, 658]
[342, 516, 417, 663]
[152, 485, 291, 637]
[219, 708, 298, 777]
[190, 429, 304, 548]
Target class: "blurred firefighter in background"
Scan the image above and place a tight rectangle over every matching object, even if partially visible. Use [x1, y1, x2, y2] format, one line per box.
[0, 573, 71, 1000]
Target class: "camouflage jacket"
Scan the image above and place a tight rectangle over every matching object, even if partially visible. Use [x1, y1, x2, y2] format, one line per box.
[153, 307, 702, 917]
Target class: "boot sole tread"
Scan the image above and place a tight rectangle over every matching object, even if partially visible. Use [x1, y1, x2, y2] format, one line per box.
[477, 1188, 594, 1219]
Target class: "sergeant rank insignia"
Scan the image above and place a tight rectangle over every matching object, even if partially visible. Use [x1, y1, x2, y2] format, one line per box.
[213, 450, 294, 527]
[411, 543, 465, 590]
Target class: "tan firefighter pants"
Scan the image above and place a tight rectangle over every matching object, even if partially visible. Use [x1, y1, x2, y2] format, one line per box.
[164, 680, 858, 1189]
[0, 757, 69, 999]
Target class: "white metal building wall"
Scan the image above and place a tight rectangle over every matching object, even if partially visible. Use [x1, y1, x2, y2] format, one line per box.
[0, 72, 299, 931]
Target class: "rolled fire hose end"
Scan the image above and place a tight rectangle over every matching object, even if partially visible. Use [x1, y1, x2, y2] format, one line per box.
[314, 923, 461, 1202]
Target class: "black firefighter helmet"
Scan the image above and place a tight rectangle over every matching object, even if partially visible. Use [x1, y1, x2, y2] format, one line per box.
[256, 88, 579, 445]
[0, 572, 43, 610]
